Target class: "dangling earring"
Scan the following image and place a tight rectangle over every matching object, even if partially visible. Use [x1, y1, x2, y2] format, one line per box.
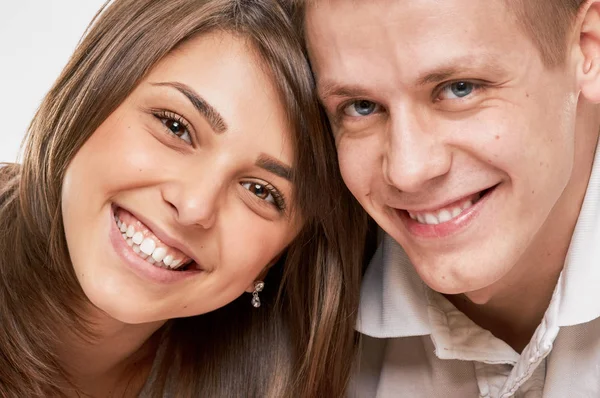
[251, 281, 264, 308]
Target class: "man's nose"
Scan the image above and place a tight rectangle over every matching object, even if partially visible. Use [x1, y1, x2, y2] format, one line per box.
[382, 108, 451, 193]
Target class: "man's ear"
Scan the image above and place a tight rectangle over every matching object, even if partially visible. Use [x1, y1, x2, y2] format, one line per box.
[577, 1, 600, 102]
[244, 254, 283, 293]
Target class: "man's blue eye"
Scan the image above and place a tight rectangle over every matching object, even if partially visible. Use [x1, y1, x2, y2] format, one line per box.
[354, 100, 376, 115]
[343, 100, 380, 117]
[450, 82, 473, 98]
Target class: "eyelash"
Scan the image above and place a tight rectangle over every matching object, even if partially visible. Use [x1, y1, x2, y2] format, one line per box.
[433, 80, 487, 101]
[152, 110, 193, 143]
[242, 181, 287, 212]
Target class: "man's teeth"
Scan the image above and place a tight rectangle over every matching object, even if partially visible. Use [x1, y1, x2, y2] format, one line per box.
[408, 199, 474, 226]
[115, 216, 188, 270]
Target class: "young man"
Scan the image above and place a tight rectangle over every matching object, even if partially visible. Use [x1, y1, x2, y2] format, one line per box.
[299, 0, 600, 396]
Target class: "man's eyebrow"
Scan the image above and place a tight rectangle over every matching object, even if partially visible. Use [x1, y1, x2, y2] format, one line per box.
[319, 54, 509, 101]
[151, 81, 228, 134]
[318, 81, 373, 102]
[416, 54, 509, 87]
[256, 154, 293, 182]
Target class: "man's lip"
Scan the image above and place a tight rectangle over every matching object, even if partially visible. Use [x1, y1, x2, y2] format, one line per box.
[112, 204, 203, 270]
[395, 184, 498, 239]
[392, 185, 498, 214]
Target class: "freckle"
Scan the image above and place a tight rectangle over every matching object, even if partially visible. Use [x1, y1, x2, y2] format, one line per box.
[526, 93, 530, 98]
[184, 305, 188, 309]
[442, 276, 446, 280]
[532, 190, 535, 194]
[365, 193, 371, 197]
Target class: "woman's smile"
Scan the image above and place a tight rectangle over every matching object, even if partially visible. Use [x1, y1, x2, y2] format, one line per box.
[114, 206, 195, 271]
[109, 205, 203, 285]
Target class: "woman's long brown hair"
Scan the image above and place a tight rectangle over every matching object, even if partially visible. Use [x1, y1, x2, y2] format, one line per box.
[0, 0, 367, 397]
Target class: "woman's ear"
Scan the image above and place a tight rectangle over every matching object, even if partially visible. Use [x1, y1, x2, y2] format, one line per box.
[244, 254, 283, 293]
[577, 1, 600, 102]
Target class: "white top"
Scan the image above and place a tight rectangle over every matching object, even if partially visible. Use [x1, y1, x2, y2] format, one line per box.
[352, 141, 600, 398]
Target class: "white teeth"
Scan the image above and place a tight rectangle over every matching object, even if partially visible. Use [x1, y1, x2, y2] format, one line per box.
[451, 207, 462, 218]
[409, 197, 477, 226]
[140, 238, 156, 255]
[152, 247, 167, 263]
[424, 214, 439, 225]
[132, 232, 143, 245]
[115, 215, 188, 271]
[438, 210, 452, 223]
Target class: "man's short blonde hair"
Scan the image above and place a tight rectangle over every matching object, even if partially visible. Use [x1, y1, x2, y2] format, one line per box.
[510, 0, 584, 66]
[290, 0, 586, 68]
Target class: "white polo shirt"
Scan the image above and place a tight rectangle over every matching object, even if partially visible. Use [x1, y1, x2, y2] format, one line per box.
[352, 144, 600, 397]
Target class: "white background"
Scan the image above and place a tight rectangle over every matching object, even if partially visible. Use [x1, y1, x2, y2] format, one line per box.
[0, 0, 108, 162]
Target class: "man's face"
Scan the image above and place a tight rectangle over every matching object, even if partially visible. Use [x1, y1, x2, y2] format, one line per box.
[306, 0, 583, 295]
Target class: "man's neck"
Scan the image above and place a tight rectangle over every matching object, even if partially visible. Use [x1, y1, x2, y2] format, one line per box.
[56, 305, 164, 397]
[447, 104, 600, 353]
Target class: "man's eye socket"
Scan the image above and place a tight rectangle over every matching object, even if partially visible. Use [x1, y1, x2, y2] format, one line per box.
[439, 81, 477, 100]
[343, 100, 379, 117]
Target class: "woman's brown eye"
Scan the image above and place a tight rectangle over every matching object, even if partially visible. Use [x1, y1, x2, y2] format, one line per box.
[240, 181, 286, 212]
[165, 119, 185, 136]
[241, 182, 274, 203]
[158, 116, 192, 144]
[248, 183, 269, 199]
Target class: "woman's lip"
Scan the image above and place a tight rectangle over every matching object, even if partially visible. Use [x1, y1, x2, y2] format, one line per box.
[109, 207, 202, 285]
[396, 185, 497, 239]
[113, 204, 203, 270]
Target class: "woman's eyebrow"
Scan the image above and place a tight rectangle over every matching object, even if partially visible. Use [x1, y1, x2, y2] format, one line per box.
[256, 154, 293, 181]
[151, 81, 228, 134]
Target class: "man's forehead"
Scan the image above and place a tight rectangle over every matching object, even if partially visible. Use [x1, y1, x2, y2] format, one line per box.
[305, 0, 526, 89]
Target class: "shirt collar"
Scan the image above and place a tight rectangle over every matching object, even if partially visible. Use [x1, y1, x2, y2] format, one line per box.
[356, 233, 431, 337]
[557, 138, 600, 326]
[357, 139, 600, 337]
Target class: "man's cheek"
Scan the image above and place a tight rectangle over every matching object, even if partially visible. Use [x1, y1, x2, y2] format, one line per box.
[338, 154, 368, 197]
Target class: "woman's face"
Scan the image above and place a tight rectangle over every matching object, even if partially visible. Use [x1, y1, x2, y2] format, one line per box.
[61, 32, 302, 324]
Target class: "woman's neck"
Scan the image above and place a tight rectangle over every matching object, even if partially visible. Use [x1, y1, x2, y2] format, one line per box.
[55, 305, 165, 397]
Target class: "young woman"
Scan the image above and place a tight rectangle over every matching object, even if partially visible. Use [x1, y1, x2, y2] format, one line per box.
[0, 0, 367, 396]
